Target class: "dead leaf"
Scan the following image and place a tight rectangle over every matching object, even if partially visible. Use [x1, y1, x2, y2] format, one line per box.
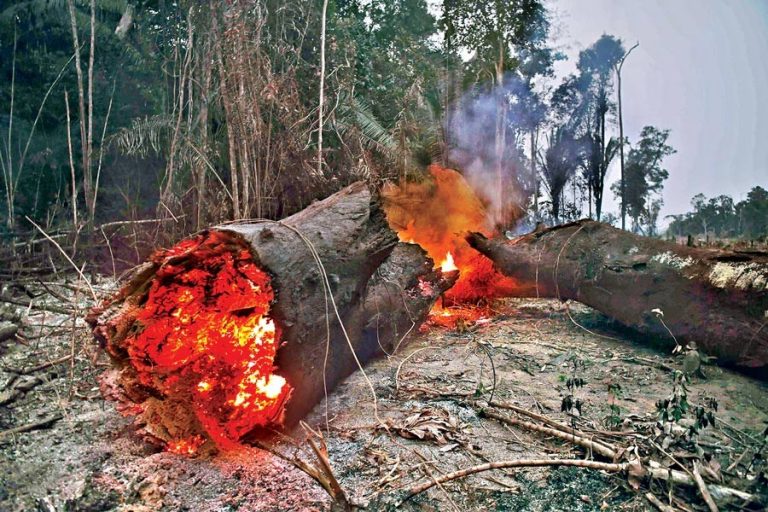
[386, 408, 465, 446]
[627, 458, 646, 490]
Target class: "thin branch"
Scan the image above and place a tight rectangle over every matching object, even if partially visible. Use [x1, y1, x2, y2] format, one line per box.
[399, 459, 626, 506]
[0, 413, 63, 441]
[16, 53, 78, 188]
[64, 91, 78, 228]
[24, 216, 97, 303]
[692, 461, 719, 512]
[316, 0, 329, 176]
[92, 80, 116, 216]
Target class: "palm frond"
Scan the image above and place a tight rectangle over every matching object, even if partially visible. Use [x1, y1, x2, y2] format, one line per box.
[335, 95, 397, 156]
[112, 115, 174, 157]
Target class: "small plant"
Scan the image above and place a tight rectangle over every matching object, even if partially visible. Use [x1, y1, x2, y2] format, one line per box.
[561, 355, 587, 427]
[690, 396, 718, 434]
[605, 382, 623, 429]
[655, 371, 717, 454]
[656, 370, 689, 424]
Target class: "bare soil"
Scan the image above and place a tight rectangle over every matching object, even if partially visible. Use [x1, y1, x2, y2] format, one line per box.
[1, 279, 766, 511]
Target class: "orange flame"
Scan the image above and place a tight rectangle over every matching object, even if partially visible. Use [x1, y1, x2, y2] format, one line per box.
[124, 231, 291, 450]
[439, 252, 458, 273]
[383, 165, 518, 322]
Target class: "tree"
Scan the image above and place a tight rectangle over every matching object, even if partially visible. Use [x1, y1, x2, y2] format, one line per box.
[737, 186, 768, 239]
[669, 187, 768, 241]
[576, 34, 625, 221]
[538, 126, 581, 222]
[691, 193, 715, 240]
[614, 42, 638, 231]
[441, 0, 550, 226]
[612, 126, 675, 234]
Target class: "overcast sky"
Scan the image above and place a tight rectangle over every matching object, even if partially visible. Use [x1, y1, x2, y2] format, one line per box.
[550, 0, 768, 220]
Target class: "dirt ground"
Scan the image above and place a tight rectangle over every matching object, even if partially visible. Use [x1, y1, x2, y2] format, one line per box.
[1, 278, 766, 511]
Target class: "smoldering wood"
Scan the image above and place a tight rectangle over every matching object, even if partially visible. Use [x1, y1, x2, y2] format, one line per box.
[467, 220, 768, 373]
[88, 182, 456, 440]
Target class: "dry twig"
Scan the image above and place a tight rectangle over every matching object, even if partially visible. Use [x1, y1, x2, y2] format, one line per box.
[398, 458, 627, 506]
[300, 421, 352, 510]
[7, 354, 73, 375]
[0, 413, 63, 441]
[645, 492, 677, 512]
[692, 461, 719, 512]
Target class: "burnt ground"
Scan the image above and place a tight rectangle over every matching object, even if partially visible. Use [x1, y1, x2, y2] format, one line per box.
[1, 278, 767, 511]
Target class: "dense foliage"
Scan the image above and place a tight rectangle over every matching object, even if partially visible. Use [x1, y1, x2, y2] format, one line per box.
[667, 187, 768, 241]
[0, 0, 692, 254]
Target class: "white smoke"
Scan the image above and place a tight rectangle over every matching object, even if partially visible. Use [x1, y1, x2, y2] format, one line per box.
[445, 75, 533, 229]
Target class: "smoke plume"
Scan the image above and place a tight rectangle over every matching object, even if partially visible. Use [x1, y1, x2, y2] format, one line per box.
[445, 76, 534, 229]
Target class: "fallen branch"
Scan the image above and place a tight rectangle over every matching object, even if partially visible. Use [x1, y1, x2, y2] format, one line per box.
[479, 408, 617, 460]
[692, 462, 719, 512]
[398, 458, 627, 506]
[97, 216, 186, 230]
[488, 399, 617, 455]
[7, 354, 73, 375]
[0, 413, 63, 441]
[484, 407, 757, 505]
[0, 294, 74, 315]
[646, 465, 756, 504]
[645, 492, 676, 512]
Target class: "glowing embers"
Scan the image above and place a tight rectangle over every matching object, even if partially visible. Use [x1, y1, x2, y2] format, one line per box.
[125, 231, 291, 450]
[427, 300, 489, 329]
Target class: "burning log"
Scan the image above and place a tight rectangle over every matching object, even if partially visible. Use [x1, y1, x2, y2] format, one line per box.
[467, 220, 768, 373]
[88, 182, 456, 451]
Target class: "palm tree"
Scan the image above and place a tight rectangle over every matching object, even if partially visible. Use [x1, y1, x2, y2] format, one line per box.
[539, 126, 581, 223]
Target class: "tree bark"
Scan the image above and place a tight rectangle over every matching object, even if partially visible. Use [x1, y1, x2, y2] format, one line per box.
[467, 220, 768, 373]
[88, 182, 456, 438]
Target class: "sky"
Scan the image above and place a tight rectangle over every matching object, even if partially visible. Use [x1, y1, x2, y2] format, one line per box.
[550, 0, 768, 221]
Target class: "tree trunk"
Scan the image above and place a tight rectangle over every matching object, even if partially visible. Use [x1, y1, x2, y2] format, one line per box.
[467, 220, 768, 373]
[88, 183, 456, 447]
[531, 127, 538, 220]
[618, 69, 626, 231]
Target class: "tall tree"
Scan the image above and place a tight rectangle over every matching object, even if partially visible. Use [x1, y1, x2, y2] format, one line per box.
[539, 125, 581, 222]
[737, 186, 768, 239]
[577, 34, 624, 220]
[612, 126, 675, 234]
[614, 42, 638, 230]
[441, 0, 549, 226]
[517, 46, 559, 220]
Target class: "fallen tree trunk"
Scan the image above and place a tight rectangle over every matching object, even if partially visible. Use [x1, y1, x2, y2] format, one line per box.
[88, 182, 456, 449]
[467, 220, 768, 373]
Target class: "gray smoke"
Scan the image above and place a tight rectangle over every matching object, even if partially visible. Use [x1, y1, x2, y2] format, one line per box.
[445, 75, 533, 229]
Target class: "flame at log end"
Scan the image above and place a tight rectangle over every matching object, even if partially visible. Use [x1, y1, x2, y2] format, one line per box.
[383, 165, 520, 325]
